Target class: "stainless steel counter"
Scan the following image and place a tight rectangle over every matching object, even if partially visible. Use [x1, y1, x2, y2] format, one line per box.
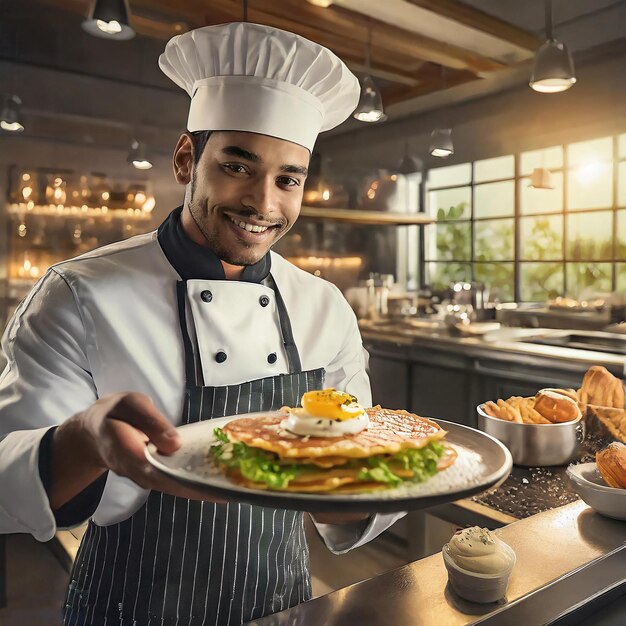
[248, 501, 626, 626]
[359, 322, 626, 378]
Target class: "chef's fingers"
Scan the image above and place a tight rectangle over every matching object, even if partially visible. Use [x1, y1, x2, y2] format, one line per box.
[105, 392, 181, 455]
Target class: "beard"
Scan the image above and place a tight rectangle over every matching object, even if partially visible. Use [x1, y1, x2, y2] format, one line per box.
[188, 196, 284, 267]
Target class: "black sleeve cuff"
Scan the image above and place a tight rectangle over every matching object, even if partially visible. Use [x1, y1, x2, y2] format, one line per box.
[38, 426, 108, 527]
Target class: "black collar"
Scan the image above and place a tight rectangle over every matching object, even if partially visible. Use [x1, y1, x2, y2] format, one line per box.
[157, 206, 271, 283]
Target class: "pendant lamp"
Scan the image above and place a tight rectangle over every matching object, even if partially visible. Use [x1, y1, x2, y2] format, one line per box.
[127, 140, 153, 170]
[0, 95, 24, 132]
[397, 143, 422, 175]
[429, 128, 454, 158]
[82, 0, 135, 40]
[528, 167, 554, 189]
[353, 23, 387, 123]
[429, 66, 454, 158]
[530, 0, 576, 93]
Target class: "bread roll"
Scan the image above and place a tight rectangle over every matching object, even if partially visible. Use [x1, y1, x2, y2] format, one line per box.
[596, 442, 626, 489]
[540, 388, 578, 402]
[534, 389, 581, 423]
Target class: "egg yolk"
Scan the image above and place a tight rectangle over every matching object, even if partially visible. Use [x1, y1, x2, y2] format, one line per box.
[301, 388, 363, 421]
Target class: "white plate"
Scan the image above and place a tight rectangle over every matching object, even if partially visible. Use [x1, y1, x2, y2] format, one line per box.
[146, 412, 512, 513]
[567, 462, 626, 521]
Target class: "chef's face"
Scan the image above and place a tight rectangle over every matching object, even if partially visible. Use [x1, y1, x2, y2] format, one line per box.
[176, 130, 309, 267]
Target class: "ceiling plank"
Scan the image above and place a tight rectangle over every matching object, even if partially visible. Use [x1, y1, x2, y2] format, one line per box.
[405, 0, 542, 52]
[381, 66, 477, 106]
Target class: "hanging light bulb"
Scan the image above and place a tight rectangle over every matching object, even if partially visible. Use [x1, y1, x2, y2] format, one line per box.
[530, 0, 576, 93]
[353, 76, 387, 123]
[429, 66, 454, 158]
[429, 129, 454, 158]
[397, 143, 422, 175]
[82, 0, 135, 40]
[528, 167, 554, 189]
[1, 95, 24, 132]
[127, 140, 153, 170]
[353, 23, 387, 123]
[306, 0, 334, 6]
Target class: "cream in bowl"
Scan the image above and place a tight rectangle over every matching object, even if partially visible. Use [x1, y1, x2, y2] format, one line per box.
[443, 526, 515, 603]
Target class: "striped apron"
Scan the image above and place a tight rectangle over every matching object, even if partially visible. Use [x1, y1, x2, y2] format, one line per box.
[63, 278, 325, 625]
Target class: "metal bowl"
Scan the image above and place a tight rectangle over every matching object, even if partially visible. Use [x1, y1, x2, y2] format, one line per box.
[477, 403, 585, 467]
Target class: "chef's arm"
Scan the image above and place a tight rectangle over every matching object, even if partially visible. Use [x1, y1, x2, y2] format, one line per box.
[48, 392, 230, 511]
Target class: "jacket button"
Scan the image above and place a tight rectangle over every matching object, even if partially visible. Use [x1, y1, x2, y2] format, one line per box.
[201, 290, 213, 302]
[267, 352, 277, 364]
[215, 351, 227, 363]
[259, 295, 270, 307]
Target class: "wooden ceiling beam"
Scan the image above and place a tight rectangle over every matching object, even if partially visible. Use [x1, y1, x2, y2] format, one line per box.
[405, 0, 542, 52]
[381, 67, 478, 106]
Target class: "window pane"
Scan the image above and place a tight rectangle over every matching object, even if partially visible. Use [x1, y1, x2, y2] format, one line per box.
[426, 262, 470, 290]
[566, 263, 612, 298]
[619, 134, 626, 159]
[616, 263, 626, 291]
[426, 221, 471, 261]
[474, 156, 514, 183]
[520, 146, 563, 175]
[520, 262, 563, 301]
[475, 219, 514, 261]
[474, 180, 514, 218]
[615, 210, 626, 259]
[566, 211, 613, 260]
[474, 263, 514, 301]
[618, 161, 626, 207]
[520, 172, 563, 214]
[428, 163, 471, 188]
[428, 187, 471, 220]
[520, 215, 563, 260]
[567, 136, 612, 166]
[567, 162, 612, 209]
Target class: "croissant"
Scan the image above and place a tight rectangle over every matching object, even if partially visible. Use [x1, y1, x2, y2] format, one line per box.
[579, 366, 625, 409]
[596, 442, 626, 489]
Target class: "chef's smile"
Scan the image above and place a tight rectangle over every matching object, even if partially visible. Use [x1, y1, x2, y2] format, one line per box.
[223, 211, 282, 243]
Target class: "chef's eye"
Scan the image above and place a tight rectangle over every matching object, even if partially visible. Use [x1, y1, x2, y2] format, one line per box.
[222, 163, 249, 175]
[277, 176, 300, 188]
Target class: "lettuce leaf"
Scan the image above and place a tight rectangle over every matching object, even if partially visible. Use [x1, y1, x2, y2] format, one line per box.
[211, 428, 446, 490]
[211, 428, 304, 489]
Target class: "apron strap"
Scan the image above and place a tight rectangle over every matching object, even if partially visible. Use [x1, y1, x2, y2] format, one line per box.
[176, 280, 201, 387]
[268, 273, 302, 374]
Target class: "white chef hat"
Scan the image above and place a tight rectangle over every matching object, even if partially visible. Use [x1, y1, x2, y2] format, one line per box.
[159, 22, 359, 152]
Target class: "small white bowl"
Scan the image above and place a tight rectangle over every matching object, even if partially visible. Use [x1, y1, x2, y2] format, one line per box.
[566, 462, 626, 521]
[442, 541, 516, 604]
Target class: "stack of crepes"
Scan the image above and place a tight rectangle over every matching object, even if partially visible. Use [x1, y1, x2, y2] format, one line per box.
[210, 389, 457, 493]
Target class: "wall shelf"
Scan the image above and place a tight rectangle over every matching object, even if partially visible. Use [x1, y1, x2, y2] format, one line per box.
[299, 206, 435, 225]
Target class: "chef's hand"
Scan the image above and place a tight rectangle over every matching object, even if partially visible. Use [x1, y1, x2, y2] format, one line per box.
[50, 392, 227, 510]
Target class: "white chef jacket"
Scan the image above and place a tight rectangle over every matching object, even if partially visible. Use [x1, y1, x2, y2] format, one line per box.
[0, 229, 404, 550]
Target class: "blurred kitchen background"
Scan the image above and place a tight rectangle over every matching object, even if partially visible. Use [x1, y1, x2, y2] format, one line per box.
[3, 2, 626, 623]
[1, 0, 625, 331]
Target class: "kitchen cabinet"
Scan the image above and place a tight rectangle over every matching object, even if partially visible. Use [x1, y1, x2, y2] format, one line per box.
[410, 362, 472, 425]
[475, 358, 583, 404]
[366, 340, 411, 410]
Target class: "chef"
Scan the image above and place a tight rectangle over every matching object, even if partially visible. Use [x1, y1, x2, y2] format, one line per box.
[0, 22, 404, 626]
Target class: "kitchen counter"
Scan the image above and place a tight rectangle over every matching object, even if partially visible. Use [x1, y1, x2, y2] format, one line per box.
[249, 501, 626, 626]
[359, 321, 626, 378]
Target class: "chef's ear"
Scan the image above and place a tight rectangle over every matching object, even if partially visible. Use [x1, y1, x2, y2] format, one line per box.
[173, 133, 195, 185]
